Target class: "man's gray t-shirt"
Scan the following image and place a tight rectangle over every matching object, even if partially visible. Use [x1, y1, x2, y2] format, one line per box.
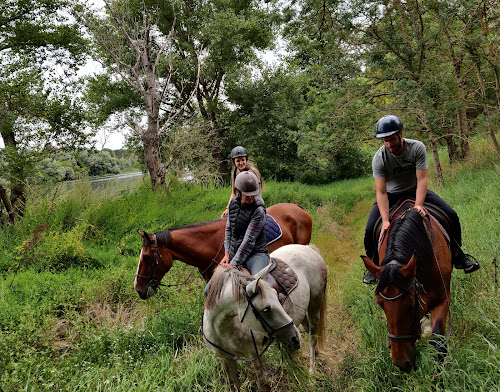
[372, 138, 428, 193]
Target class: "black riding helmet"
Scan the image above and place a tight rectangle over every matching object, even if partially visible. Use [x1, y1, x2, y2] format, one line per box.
[231, 146, 248, 160]
[376, 115, 403, 138]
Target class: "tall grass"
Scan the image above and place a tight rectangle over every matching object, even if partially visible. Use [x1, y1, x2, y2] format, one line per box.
[0, 140, 497, 391]
[340, 141, 500, 391]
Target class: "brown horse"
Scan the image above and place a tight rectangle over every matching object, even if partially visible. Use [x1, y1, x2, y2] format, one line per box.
[361, 202, 452, 371]
[135, 203, 312, 299]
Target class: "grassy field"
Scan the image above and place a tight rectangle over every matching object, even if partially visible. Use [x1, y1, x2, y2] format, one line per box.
[0, 141, 498, 391]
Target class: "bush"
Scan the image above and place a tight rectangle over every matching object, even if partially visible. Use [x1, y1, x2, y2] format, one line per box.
[12, 222, 101, 272]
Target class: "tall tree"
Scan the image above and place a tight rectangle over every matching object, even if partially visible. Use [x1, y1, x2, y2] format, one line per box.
[0, 0, 87, 221]
[148, 0, 279, 175]
[79, 0, 201, 189]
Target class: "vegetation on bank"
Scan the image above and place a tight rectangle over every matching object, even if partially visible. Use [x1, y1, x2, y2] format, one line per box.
[0, 142, 498, 391]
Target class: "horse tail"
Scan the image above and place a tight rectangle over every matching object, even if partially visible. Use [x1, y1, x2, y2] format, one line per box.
[307, 244, 321, 255]
[316, 290, 327, 350]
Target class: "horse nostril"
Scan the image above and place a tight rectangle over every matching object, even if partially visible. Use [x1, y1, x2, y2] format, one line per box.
[291, 335, 300, 347]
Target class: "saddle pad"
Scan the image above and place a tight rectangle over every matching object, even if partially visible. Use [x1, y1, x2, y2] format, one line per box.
[269, 257, 299, 304]
[265, 214, 283, 246]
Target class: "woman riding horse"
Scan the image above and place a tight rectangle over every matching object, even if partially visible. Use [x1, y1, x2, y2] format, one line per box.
[221, 146, 264, 218]
[205, 171, 269, 295]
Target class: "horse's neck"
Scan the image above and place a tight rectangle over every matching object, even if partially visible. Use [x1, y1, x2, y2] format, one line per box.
[168, 221, 225, 266]
[204, 296, 246, 343]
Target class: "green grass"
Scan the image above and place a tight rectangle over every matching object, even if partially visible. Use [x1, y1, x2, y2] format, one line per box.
[0, 141, 498, 391]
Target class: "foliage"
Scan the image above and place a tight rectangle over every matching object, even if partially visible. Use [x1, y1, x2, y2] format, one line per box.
[0, 141, 498, 391]
[223, 67, 371, 183]
[0, 0, 90, 220]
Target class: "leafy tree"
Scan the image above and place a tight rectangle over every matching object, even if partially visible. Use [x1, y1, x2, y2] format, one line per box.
[0, 0, 88, 222]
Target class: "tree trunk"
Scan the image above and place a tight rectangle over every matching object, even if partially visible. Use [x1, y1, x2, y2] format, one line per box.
[0, 185, 16, 224]
[427, 137, 444, 185]
[0, 125, 26, 217]
[476, 64, 500, 157]
[141, 121, 165, 190]
[456, 83, 470, 160]
[444, 135, 459, 165]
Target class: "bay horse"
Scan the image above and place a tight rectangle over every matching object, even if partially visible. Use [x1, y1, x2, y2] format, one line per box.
[361, 202, 452, 371]
[135, 203, 312, 299]
[204, 244, 327, 391]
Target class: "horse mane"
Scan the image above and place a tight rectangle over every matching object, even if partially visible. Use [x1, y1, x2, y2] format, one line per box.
[155, 218, 224, 246]
[377, 208, 432, 294]
[205, 267, 253, 310]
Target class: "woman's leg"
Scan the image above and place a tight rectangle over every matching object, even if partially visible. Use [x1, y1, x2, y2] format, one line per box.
[246, 252, 270, 275]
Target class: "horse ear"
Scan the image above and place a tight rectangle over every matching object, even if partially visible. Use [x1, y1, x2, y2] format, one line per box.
[138, 230, 152, 244]
[360, 255, 382, 279]
[246, 278, 260, 297]
[400, 253, 416, 280]
[252, 263, 273, 280]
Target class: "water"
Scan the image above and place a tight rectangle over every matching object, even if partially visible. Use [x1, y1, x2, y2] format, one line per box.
[64, 171, 145, 192]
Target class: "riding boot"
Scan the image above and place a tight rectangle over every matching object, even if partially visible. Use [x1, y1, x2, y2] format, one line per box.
[363, 253, 378, 285]
[451, 239, 480, 274]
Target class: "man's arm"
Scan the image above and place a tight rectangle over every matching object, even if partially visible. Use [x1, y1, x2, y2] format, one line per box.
[375, 177, 391, 235]
[414, 169, 428, 216]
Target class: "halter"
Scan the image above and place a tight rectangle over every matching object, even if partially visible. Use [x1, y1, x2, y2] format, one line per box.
[378, 261, 426, 343]
[240, 289, 295, 339]
[135, 234, 167, 290]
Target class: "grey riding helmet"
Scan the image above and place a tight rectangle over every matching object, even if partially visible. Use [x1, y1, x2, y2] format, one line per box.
[231, 146, 247, 159]
[234, 171, 259, 196]
[376, 115, 403, 138]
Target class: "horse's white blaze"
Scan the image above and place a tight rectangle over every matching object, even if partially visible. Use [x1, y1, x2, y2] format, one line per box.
[134, 249, 143, 289]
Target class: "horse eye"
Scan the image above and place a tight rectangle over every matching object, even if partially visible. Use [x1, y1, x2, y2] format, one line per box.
[262, 306, 271, 313]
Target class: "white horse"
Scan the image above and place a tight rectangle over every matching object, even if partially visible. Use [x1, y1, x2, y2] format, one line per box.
[203, 244, 327, 391]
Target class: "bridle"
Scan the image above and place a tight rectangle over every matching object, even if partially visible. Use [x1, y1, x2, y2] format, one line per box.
[203, 281, 293, 371]
[240, 286, 295, 339]
[378, 261, 427, 343]
[136, 229, 226, 293]
[135, 235, 167, 290]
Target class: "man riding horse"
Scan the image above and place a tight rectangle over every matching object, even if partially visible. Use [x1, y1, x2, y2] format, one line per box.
[363, 115, 480, 284]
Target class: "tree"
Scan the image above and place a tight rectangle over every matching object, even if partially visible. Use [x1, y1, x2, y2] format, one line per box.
[0, 0, 87, 222]
[79, 0, 205, 189]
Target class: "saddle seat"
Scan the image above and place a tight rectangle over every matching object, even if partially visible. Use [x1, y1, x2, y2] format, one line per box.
[265, 257, 299, 305]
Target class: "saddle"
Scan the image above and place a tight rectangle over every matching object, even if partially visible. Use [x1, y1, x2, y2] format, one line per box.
[266, 257, 299, 305]
[373, 198, 452, 252]
[264, 215, 283, 246]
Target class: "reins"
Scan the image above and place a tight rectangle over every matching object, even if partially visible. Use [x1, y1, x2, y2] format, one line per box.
[380, 210, 453, 345]
[137, 229, 225, 294]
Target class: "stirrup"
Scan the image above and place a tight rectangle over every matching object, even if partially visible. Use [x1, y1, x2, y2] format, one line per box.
[454, 253, 480, 274]
[363, 270, 377, 285]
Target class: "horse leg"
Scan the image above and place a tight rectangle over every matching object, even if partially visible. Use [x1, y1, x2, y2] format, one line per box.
[306, 310, 321, 374]
[429, 303, 449, 362]
[220, 358, 241, 391]
[250, 359, 270, 392]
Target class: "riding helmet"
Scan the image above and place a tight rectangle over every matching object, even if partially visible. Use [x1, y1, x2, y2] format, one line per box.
[234, 171, 259, 196]
[375, 115, 403, 138]
[231, 146, 248, 159]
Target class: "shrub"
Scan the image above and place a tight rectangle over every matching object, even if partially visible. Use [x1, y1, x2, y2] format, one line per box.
[12, 223, 101, 272]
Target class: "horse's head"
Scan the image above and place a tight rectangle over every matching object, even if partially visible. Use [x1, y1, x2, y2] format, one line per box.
[362, 254, 419, 371]
[241, 264, 301, 349]
[134, 230, 173, 300]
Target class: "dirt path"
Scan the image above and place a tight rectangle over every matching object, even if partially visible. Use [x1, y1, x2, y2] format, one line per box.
[311, 200, 373, 380]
